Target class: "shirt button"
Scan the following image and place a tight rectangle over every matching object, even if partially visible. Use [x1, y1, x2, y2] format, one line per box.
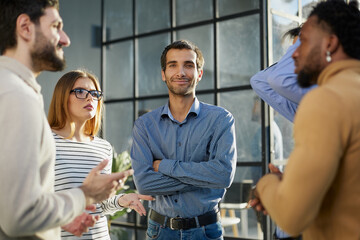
[178, 142, 181, 146]
[179, 124, 183, 127]
[175, 199, 178, 203]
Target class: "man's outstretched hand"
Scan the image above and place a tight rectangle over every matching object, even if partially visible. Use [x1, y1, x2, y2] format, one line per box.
[80, 159, 134, 206]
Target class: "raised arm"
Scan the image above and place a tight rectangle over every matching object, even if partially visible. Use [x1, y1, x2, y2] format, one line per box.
[267, 39, 315, 103]
[250, 63, 298, 122]
[250, 39, 315, 122]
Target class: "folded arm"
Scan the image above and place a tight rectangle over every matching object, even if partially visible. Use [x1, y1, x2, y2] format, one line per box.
[157, 112, 237, 189]
[131, 120, 198, 196]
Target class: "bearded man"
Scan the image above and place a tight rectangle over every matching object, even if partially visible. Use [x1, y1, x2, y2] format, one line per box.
[0, 1, 131, 239]
[250, 1, 360, 240]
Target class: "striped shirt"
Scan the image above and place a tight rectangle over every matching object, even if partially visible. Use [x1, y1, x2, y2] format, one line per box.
[53, 132, 123, 240]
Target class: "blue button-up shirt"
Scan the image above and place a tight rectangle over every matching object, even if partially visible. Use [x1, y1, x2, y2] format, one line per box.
[131, 98, 237, 218]
[250, 39, 316, 122]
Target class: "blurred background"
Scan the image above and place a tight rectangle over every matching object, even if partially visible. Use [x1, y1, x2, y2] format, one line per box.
[37, 0, 353, 239]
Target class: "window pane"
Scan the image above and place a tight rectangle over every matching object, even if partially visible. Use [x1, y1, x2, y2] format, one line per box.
[175, 0, 213, 26]
[105, 40, 134, 100]
[218, 15, 260, 87]
[175, 24, 214, 90]
[105, 102, 133, 153]
[104, 0, 132, 40]
[302, 1, 319, 19]
[136, 0, 170, 34]
[272, 16, 298, 63]
[274, 111, 294, 162]
[137, 98, 167, 119]
[197, 93, 214, 105]
[219, 90, 263, 162]
[271, 0, 299, 16]
[217, 0, 259, 17]
[221, 167, 263, 239]
[137, 33, 170, 97]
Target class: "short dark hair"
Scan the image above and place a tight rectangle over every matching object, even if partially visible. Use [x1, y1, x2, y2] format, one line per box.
[160, 40, 204, 71]
[283, 26, 301, 39]
[309, 0, 360, 60]
[0, 0, 59, 54]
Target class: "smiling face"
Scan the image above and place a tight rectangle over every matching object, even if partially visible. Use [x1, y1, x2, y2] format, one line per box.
[68, 77, 98, 123]
[161, 48, 203, 97]
[292, 16, 330, 88]
[30, 7, 70, 72]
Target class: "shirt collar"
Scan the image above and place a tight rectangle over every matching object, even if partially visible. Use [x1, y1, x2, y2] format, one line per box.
[0, 56, 41, 94]
[161, 97, 200, 122]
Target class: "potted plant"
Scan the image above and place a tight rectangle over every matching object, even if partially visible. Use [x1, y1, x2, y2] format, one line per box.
[108, 149, 135, 239]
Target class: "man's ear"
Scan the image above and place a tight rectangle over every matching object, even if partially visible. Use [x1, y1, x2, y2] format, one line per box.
[197, 69, 203, 83]
[327, 33, 340, 54]
[161, 69, 166, 82]
[16, 14, 34, 43]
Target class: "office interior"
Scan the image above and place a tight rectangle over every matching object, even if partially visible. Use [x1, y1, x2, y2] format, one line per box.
[37, 0, 356, 239]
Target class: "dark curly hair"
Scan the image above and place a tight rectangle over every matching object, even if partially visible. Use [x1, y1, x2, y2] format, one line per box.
[160, 40, 204, 71]
[0, 0, 59, 54]
[309, 0, 360, 60]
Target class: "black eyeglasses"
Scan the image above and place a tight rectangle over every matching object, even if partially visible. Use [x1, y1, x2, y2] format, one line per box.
[70, 88, 103, 101]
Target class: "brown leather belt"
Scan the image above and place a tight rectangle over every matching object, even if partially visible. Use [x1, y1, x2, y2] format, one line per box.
[149, 209, 220, 230]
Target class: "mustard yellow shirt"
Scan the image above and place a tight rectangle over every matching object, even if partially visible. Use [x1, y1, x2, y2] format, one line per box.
[257, 59, 360, 240]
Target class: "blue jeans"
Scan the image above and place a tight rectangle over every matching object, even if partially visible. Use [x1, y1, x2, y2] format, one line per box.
[146, 218, 223, 240]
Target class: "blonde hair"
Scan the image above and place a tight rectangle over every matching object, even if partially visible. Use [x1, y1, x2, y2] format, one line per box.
[48, 69, 103, 138]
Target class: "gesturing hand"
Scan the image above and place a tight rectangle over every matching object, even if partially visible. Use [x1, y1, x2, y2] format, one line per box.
[248, 163, 283, 215]
[61, 205, 100, 237]
[118, 193, 155, 216]
[248, 186, 268, 215]
[80, 159, 134, 206]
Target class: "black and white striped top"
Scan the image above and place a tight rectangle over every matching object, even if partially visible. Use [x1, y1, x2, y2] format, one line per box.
[53, 132, 123, 240]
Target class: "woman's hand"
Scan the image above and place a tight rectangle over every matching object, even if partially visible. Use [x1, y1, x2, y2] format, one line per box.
[118, 193, 155, 216]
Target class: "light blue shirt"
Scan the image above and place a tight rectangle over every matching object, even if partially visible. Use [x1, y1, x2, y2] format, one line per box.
[131, 98, 237, 218]
[250, 39, 316, 122]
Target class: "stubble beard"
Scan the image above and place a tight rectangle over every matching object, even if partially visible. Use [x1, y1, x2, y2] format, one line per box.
[297, 47, 323, 88]
[31, 30, 66, 72]
[166, 77, 196, 96]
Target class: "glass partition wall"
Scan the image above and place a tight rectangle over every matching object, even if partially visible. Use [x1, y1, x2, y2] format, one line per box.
[267, 0, 319, 191]
[102, 0, 270, 239]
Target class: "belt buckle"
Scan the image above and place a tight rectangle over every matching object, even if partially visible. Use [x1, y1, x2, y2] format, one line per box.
[169, 217, 183, 230]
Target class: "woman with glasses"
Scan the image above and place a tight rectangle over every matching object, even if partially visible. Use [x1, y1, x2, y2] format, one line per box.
[48, 70, 153, 239]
